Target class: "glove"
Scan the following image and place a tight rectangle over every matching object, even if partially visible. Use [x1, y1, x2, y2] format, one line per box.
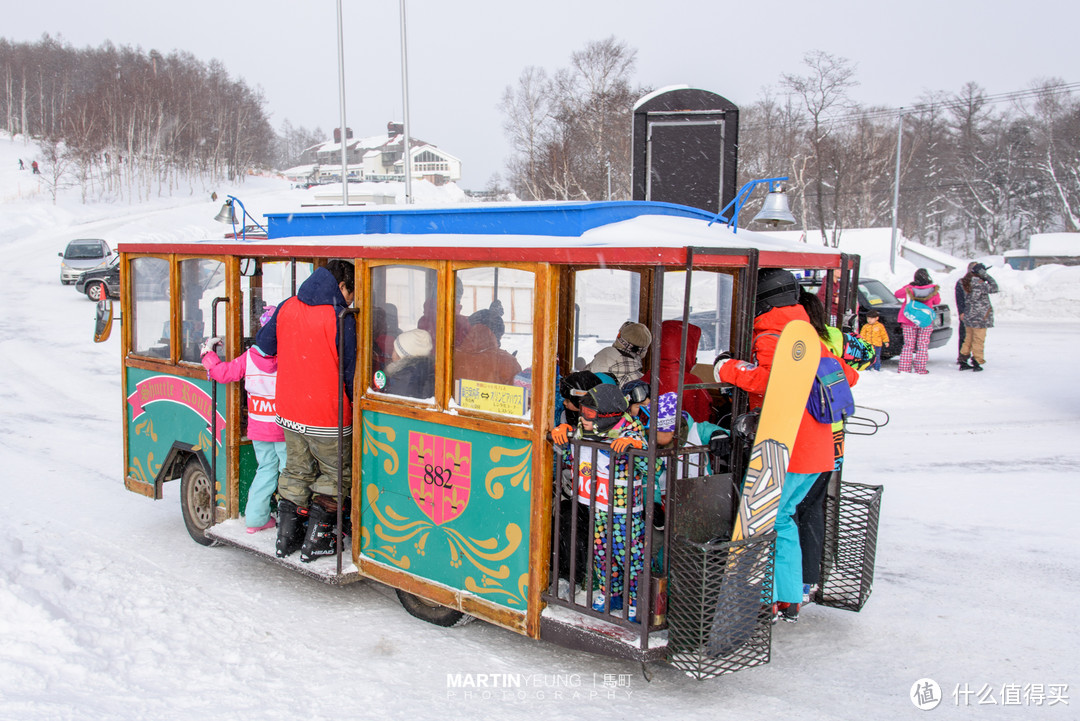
[611, 436, 644, 453]
[551, 424, 573, 445]
[200, 336, 223, 357]
[713, 354, 733, 382]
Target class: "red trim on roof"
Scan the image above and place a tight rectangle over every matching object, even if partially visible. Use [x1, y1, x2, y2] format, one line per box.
[117, 243, 841, 269]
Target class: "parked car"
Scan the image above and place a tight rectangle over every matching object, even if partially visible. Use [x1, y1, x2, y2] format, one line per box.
[804, 276, 952, 359]
[76, 255, 121, 301]
[59, 238, 112, 285]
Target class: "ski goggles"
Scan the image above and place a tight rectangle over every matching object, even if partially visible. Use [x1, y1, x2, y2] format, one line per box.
[622, 381, 649, 405]
[579, 404, 623, 430]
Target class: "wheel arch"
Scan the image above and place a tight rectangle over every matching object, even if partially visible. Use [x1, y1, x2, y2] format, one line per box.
[153, 442, 211, 500]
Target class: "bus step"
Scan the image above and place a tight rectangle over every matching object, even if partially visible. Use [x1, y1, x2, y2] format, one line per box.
[204, 519, 361, 586]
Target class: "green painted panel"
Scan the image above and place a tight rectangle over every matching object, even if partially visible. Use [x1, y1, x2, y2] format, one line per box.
[360, 411, 533, 611]
[238, 442, 258, 515]
[126, 367, 227, 506]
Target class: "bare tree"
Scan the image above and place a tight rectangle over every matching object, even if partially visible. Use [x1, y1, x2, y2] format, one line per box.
[782, 51, 859, 246]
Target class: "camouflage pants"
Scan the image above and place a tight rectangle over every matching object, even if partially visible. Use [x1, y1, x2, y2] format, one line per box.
[278, 428, 351, 507]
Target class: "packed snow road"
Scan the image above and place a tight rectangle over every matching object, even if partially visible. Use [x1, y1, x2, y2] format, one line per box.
[1, 194, 1078, 719]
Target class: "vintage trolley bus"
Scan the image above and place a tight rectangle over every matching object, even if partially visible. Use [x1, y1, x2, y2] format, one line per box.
[107, 200, 881, 679]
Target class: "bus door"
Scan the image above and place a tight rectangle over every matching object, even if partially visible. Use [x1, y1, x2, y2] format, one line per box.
[233, 258, 314, 522]
[123, 254, 231, 544]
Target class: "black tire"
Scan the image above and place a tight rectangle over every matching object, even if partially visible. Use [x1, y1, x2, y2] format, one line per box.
[395, 589, 475, 627]
[85, 281, 105, 302]
[181, 460, 217, 546]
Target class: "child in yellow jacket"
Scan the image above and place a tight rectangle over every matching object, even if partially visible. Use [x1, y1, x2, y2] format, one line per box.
[859, 310, 890, 370]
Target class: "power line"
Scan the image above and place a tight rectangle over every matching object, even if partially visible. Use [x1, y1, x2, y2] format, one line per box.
[813, 81, 1080, 126]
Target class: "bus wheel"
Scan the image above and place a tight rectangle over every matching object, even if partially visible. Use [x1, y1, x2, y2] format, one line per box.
[181, 460, 217, 546]
[395, 589, 476, 627]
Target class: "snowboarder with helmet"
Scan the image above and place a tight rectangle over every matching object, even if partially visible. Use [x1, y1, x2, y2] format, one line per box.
[713, 268, 856, 623]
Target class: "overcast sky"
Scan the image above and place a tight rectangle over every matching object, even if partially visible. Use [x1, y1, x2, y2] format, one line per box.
[4, 0, 1076, 188]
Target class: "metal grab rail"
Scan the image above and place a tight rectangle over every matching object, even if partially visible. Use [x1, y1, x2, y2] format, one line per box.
[845, 405, 890, 436]
[336, 306, 360, 575]
[209, 295, 229, 511]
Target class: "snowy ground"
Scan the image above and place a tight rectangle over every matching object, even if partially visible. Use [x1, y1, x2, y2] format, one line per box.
[2, 133, 1079, 719]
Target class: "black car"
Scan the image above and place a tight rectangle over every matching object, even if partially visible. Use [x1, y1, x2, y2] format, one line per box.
[75, 255, 120, 301]
[806, 276, 952, 359]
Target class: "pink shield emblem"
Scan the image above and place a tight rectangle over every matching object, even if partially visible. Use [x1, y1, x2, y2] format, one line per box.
[408, 431, 472, 525]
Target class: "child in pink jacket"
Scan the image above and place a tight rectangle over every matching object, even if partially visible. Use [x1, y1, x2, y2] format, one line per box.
[200, 306, 284, 533]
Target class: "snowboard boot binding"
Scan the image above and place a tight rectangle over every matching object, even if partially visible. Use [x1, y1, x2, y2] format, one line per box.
[300, 495, 340, 563]
[275, 499, 308, 558]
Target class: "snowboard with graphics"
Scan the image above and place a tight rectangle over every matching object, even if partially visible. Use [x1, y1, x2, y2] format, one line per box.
[668, 320, 823, 670]
[730, 319, 821, 542]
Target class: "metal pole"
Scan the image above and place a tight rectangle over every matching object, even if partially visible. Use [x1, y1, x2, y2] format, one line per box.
[889, 111, 904, 274]
[399, 0, 414, 204]
[336, 0, 349, 206]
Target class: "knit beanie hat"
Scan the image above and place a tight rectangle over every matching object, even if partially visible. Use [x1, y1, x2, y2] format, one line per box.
[394, 329, 433, 358]
[613, 321, 651, 357]
[656, 392, 679, 432]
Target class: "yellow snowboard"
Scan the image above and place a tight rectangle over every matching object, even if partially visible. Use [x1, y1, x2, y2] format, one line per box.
[731, 320, 821, 542]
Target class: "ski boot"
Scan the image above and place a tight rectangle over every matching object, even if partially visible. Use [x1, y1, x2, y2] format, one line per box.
[774, 602, 800, 624]
[275, 499, 308, 558]
[300, 495, 339, 563]
[958, 355, 973, 371]
[971, 360, 983, 372]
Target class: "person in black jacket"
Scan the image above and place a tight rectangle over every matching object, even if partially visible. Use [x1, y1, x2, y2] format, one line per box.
[954, 273, 968, 368]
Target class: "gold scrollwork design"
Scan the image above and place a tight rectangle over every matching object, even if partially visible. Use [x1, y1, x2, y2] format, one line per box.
[484, 444, 531, 498]
[363, 417, 399, 474]
[134, 417, 158, 442]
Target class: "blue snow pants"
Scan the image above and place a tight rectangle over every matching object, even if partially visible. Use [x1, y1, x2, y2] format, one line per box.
[248, 440, 287, 528]
[773, 471, 820, 604]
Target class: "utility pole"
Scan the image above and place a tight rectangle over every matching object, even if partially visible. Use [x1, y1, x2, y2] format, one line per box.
[336, 0, 349, 206]
[400, 0, 414, 204]
[889, 110, 904, 273]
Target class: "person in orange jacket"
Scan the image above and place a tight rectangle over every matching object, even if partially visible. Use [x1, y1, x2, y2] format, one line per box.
[714, 269, 857, 622]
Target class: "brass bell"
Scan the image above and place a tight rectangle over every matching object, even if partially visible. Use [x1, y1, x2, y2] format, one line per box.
[753, 188, 796, 227]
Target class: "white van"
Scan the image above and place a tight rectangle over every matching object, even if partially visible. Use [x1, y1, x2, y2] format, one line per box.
[59, 239, 112, 285]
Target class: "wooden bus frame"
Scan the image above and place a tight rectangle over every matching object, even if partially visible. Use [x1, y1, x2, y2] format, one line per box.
[110, 200, 872, 676]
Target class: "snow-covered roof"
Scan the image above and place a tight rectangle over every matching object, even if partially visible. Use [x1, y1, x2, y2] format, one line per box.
[1028, 232, 1080, 256]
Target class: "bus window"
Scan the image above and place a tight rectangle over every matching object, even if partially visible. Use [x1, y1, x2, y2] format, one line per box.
[179, 258, 226, 363]
[662, 270, 735, 359]
[369, 264, 438, 401]
[573, 268, 641, 372]
[130, 257, 172, 359]
[241, 260, 314, 339]
[452, 267, 534, 417]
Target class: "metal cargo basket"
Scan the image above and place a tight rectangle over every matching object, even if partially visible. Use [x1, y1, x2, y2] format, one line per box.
[666, 532, 775, 680]
[816, 481, 883, 611]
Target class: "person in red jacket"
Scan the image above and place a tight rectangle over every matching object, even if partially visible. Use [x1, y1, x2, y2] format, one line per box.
[641, 319, 712, 423]
[256, 260, 356, 561]
[713, 268, 857, 622]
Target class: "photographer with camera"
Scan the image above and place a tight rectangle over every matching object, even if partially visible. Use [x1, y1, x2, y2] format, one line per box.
[957, 262, 999, 372]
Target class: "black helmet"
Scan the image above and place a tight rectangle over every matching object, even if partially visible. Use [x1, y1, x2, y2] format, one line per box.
[755, 268, 799, 316]
[579, 384, 628, 432]
[560, 371, 603, 403]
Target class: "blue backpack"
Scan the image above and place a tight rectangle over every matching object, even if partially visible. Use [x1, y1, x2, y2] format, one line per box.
[807, 356, 856, 424]
[902, 300, 936, 328]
